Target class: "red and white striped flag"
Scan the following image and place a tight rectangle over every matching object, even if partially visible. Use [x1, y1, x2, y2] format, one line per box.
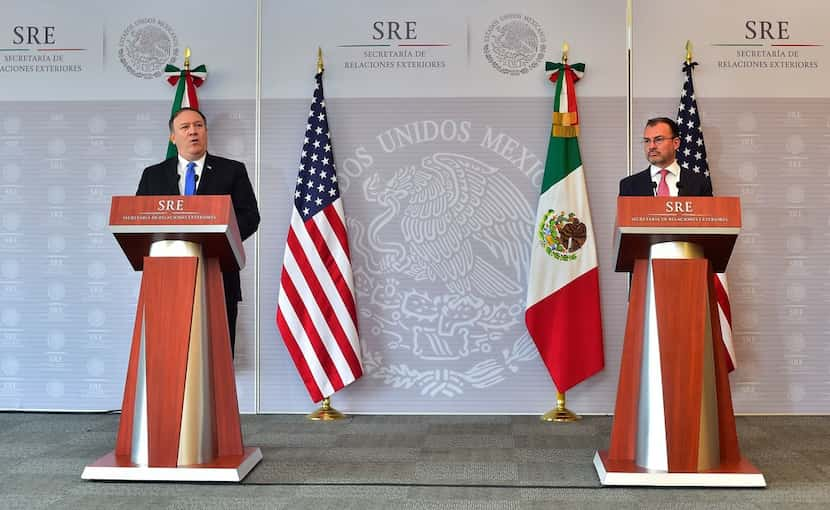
[164, 62, 207, 159]
[675, 60, 736, 370]
[276, 70, 363, 402]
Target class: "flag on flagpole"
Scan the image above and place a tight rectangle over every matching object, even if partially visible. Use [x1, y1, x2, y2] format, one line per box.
[164, 62, 207, 158]
[525, 60, 604, 393]
[276, 69, 363, 403]
[675, 60, 737, 371]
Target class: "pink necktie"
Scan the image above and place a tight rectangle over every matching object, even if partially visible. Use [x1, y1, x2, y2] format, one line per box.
[656, 169, 669, 197]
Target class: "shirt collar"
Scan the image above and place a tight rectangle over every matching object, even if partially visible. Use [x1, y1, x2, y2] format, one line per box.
[650, 160, 681, 178]
[177, 153, 207, 170]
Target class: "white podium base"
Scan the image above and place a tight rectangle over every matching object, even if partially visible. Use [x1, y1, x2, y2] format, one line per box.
[82, 447, 262, 482]
[594, 451, 766, 488]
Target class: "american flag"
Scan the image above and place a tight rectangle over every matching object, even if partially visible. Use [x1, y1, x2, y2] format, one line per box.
[675, 61, 737, 371]
[276, 71, 363, 402]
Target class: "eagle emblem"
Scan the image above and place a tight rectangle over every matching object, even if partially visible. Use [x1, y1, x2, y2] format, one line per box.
[538, 209, 587, 261]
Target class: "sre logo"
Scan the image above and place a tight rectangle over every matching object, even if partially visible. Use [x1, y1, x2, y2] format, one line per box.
[12, 25, 56, 45]
[372, 21, 417, 41]
[744, 20, 790, 40]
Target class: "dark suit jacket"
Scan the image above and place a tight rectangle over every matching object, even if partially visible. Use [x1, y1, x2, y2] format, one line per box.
[618, 167, 713, 197]
[136, 153, 260, 302]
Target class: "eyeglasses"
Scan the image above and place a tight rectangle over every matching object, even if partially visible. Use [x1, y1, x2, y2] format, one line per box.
[642, 136, 677, 145]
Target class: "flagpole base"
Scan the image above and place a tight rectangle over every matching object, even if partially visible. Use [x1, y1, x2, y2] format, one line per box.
[541, 407, 581, 422]
[541, 392, 581, 423]
[307, 397, 347, 421]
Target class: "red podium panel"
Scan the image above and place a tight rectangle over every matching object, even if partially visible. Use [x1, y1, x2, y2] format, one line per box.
[595, 197, 764, 487]
[82, 196, 261, 482]
[614, 196, 740, 273]
[108, 195, 244, 272]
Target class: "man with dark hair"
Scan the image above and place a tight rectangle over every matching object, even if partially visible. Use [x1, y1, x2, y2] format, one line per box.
[619, 117, 712, 197]
[137, 107, 260, 356]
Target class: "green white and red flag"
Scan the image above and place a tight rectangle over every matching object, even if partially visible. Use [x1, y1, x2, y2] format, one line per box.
[525, 60, 604, 393]
[164, 63, 207, 158]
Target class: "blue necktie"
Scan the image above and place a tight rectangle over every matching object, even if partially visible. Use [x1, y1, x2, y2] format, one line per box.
[184, 161, 196, 196]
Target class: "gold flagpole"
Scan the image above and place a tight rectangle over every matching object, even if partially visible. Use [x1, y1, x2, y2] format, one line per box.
[305, 47, 346, 422]
[184, 47, 191, 71]
[686, 40, 693, 64]
[540, 42, 582, 424]
[307, 397, 347, 421]
[541, 391, 581, 423]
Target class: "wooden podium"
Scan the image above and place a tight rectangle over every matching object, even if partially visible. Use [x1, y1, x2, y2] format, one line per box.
[594, 197, 765, 487]
[82, 196, 261, 482]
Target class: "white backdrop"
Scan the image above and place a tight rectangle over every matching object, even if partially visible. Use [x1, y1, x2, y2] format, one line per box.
[1, 0, 827, 414]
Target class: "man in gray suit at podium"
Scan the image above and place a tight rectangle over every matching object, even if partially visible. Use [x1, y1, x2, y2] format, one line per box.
[619, 117, 712, 197]
[136, 107, 260, 356]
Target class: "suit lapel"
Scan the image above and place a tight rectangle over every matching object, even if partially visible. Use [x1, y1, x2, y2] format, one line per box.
[196, 153, 215, 195]
[163, 158, 180, 195]
[678, 168, 690, 196]
[640, 168, 654, 196]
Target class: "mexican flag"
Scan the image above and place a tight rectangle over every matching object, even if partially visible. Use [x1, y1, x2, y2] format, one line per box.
[164, 63, 207, 158]
[525, 61, 604, 393]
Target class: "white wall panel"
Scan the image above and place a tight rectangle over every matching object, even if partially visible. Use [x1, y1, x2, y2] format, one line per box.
[1, 0, 827, 414]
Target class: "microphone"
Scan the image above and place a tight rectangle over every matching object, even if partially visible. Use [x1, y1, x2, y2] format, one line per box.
[178, 173, 198, 193]
[676, 181, 684, 194]
[651, 181, 657, 196]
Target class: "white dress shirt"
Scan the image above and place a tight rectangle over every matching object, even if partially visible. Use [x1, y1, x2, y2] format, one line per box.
[176, 154, 207, 195]
[650, 161, 682, 197]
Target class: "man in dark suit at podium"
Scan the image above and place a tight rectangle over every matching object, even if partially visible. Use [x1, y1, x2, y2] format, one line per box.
[136, 107, 260, 356]
[619, 117, 712, 197]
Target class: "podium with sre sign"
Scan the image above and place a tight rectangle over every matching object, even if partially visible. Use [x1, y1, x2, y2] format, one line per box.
[82, 195, 261, 482]
[594, 196, 765, 487]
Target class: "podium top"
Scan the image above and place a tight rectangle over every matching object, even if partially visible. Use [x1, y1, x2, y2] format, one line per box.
[109, 195, 245, 272]
[615, 196, 741, 272]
